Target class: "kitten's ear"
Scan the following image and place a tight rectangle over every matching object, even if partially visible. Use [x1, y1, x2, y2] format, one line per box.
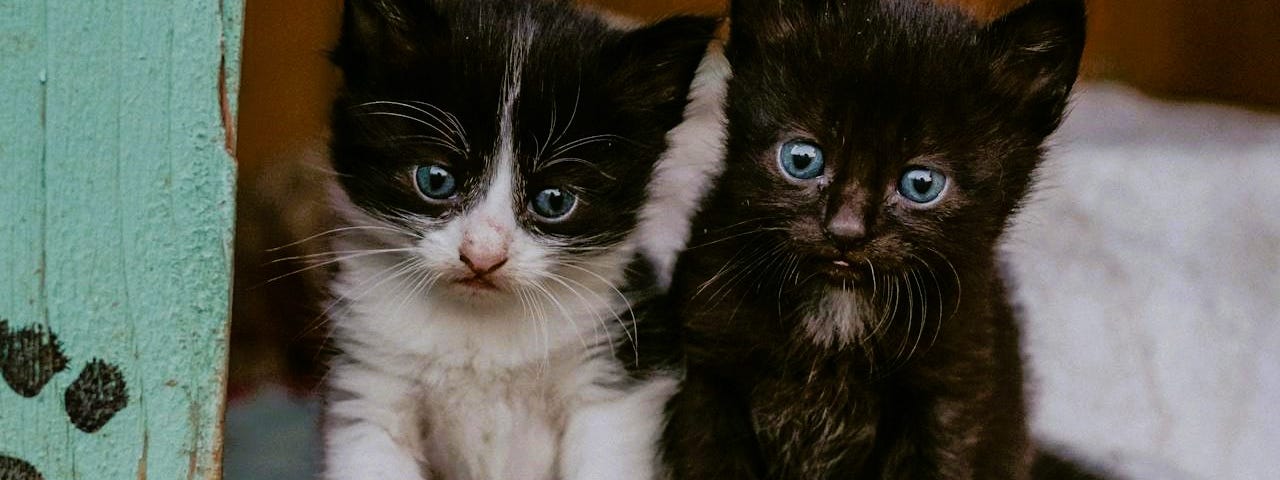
[727, 0, 791, 50]
[728, 0, 772, 30]
[332, 0, 445, 78]
[604, 16, 720, 120]
[984, 0, 1086, 118]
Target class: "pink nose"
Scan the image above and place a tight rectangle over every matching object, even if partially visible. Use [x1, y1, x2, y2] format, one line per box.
[459, 249, 508, 276]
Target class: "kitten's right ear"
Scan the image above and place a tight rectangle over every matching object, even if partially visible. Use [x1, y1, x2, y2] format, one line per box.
[728, 0, 785, 46]
[332, 0, 444, 79]
[728, 0, 838, 52]
[983, 0, 1086, 128]
[603, 15, 721, 120]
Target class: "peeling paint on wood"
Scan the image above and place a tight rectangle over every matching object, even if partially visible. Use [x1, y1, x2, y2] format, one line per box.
[0, 0, 243, 479]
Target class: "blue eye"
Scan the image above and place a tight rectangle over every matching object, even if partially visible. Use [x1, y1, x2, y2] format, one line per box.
[531, 188, 577, 220]
[898, 167, 947, 204]
[415, 165, 458, 200]
[778, 140, 825, 180]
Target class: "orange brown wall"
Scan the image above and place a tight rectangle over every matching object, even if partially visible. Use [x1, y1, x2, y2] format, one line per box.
[236, 0, 1280, 171]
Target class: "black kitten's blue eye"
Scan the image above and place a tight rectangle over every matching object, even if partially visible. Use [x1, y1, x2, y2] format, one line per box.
[778, 140, 825, 180]
[415, 165, 457, 200]
[898, 167, 947, 204]
[531, 188, 577, 220]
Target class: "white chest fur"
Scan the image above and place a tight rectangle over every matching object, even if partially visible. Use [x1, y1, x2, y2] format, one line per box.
[321, 253, 671, 480]
[415, 355, 575, 480]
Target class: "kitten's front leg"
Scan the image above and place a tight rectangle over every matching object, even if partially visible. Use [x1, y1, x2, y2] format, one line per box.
[560, 375, 679, 480]
[662, 371, 762, 480]
[322, 361, 428, 480]
[874, 392, 1029, 480]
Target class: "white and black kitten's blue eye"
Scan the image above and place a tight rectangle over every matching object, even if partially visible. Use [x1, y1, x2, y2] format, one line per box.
[531, 188, 577, 220]
[415, 165, 458, 200]
[898, 167, 947, 204]
[778, 140, 825, 180]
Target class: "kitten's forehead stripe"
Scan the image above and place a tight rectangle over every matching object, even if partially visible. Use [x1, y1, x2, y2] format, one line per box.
[496, 12, 535, 177]
[486, 10, 536, 213]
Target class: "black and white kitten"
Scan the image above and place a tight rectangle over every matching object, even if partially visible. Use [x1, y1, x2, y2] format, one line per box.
[663, 0, 1087, 478]
[322, 1, 715, 478]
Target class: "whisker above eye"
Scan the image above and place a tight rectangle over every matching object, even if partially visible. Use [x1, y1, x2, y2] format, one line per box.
[548, 133, 631, 160]
[358, 110, 459, 147]
[534, 157, 617, 180]
[405, 100, 470, 151]
[385, 135, 467, 156]
[357, 100, 470, 152]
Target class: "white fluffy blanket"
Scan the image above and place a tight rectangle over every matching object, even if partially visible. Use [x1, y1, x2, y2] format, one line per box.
[1007, 83, 1280, 480]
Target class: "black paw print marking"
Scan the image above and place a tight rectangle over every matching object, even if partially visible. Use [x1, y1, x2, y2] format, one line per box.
[64, 359, 128, 433]
[0, 321, 68, 397]
[0, 455, 44, 480]
[0, 319, 130, 478]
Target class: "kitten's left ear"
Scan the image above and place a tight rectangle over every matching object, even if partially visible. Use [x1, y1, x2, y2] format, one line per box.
[604, 16, 721, 120]
[984, 0, 1086, 121]
[332, 0, 447, 83]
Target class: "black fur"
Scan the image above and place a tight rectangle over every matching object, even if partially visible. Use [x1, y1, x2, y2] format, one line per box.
[1032, 451, 1111, 480]
[613, 254, 683, 380]
[330, 0, 717, 253]
[663, 0, 1086, 478]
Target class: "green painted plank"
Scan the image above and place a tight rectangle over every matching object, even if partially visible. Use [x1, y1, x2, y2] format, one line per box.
[0, 0, 242, 479]
[0, 0, 46, 337]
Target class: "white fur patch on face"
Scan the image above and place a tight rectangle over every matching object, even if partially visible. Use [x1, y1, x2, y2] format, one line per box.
[804, 287, 872, 348]
[405, 23, 548, 304]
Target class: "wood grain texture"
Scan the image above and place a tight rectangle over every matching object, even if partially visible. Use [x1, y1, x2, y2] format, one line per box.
[0, 0, 242, 479]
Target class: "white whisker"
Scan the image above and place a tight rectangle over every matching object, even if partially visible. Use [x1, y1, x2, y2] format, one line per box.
[264, 248, 414, 285]
[360, 100, 468, 152]
[267, 225, 410, 252]
[359, 109, 462, 153]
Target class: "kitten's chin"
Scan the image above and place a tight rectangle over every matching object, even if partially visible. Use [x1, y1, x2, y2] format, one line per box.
[804, 287, 873, 348]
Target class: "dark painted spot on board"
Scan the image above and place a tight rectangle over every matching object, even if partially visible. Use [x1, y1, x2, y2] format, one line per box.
[64, 359, 128, 433]
[0, 455, 44, 480]
[0, 320, 69, 397]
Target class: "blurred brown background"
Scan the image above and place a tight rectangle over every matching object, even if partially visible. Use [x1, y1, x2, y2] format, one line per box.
[229, 0, 1280, 395]
[237, 0, 1280, 176]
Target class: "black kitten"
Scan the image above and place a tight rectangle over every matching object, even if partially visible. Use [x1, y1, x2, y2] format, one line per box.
[663, 0, 1086, 478]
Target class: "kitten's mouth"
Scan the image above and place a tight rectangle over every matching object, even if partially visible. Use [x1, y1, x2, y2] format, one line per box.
[821, 258, 868, 283]
[455, 276, 500, 292]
